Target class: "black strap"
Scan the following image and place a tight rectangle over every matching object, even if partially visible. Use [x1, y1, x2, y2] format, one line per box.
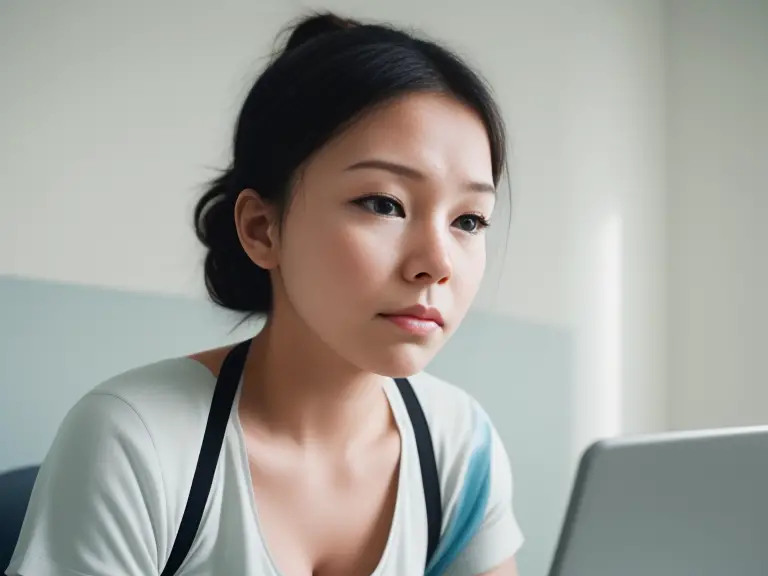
[395, 377, 443, 568]
[160, 340, 442, 574]
[160, 339, 251, 576]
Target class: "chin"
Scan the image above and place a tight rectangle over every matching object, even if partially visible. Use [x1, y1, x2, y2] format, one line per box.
[357, 342, 441, 379]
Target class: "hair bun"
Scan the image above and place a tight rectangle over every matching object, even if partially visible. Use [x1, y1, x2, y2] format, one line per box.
[284, 12, 358, 53]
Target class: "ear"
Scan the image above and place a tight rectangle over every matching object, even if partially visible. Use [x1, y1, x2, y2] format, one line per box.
[234, 189, 280, 270]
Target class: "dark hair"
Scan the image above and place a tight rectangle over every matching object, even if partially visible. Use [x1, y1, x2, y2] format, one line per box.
[194, 11, 507, 316]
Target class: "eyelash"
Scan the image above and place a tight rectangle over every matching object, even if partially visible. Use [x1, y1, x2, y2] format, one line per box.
[353, 194, 491, 234]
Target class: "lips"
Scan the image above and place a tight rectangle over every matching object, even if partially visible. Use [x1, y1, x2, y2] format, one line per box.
[379, 304, 445, 328]
[379, 315, 442, 336]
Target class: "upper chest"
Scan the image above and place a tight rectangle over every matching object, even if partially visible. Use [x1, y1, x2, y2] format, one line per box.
[252, 434, 400, 575]
[199, 422, 429, 576]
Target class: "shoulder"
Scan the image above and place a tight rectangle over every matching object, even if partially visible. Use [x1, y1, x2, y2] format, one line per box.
[90, 356, 217, 434]
[46, 355, 217, 502]
[93, 355, 217, 413]
[43, 356, 216, 467]
[45, 356, 216, 520]
[7, 357, 218, 576]
[83, 356, 218, 487]
[55, 356, 220, 471]
[7, 358, 216, 575]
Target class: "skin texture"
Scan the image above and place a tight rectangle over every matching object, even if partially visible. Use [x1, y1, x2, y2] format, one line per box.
[190, 92, 514, 575]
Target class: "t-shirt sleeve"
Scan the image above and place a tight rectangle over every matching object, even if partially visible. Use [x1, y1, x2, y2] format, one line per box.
[435, 409, 524, 576]
[6, 392, 166, 576]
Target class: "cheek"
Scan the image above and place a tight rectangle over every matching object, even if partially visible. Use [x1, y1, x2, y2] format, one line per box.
[323, 226, 391, 290]
[279, 210, 398, 317]
[453, 241, 487, 309]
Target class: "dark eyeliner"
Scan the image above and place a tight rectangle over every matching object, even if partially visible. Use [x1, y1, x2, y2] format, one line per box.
[352, 193, 405, 217]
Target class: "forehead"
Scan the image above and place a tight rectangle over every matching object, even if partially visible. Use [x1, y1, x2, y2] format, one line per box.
[308, 93, 493, 181]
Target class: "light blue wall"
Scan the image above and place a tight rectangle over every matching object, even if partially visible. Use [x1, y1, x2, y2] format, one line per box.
[0, 274, 572, 575]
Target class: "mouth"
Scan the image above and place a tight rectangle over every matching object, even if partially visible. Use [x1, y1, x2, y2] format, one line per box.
[378, 305, 445, 336]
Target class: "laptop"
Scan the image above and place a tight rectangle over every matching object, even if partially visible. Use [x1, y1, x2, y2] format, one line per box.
[548, 426, 768, 576]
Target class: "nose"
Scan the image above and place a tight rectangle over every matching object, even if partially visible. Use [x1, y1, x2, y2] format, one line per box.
[402, 223, 453, 286]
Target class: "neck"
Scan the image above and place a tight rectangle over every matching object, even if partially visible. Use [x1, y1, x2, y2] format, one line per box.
[239, 306, 392, 447]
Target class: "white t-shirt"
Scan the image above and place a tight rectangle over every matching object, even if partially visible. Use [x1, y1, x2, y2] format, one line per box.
[7, 357, 523, 576]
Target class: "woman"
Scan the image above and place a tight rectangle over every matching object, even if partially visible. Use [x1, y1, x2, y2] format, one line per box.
[7, 12, 523, 576]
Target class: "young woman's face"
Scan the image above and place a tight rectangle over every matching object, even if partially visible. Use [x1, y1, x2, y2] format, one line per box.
[268, 93, 495, 377]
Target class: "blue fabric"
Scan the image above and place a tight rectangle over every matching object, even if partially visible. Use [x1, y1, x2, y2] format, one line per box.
[0, 466, 39, 573]
[426, 409, 492, 576]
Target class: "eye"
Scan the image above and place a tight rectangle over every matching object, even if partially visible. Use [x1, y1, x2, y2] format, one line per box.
[453, 213, 491, 234]
[355, 194, 405, 218]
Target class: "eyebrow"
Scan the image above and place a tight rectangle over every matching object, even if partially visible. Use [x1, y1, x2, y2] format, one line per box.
[345, 159, 496, 194]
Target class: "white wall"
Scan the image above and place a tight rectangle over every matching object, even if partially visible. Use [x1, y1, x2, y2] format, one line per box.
[0, 0, 670, 453]
[666, 0, 768, 430]
[560, 1, 667, 465]
[0, 0, 567, 326]
[0, 0, 665, 332]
